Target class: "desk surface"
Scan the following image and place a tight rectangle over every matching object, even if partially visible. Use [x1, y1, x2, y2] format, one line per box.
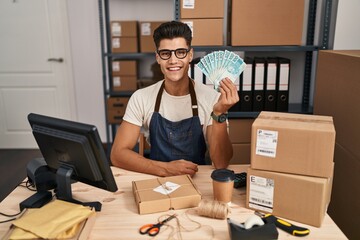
[0, 165, 346, 239]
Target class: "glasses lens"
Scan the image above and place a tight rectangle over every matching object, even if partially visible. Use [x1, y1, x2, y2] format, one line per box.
[158, 50, 171, 60]
[175, 49, 188, 59]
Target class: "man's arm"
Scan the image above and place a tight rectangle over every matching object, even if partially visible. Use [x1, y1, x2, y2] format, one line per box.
[207, 78, 239, 168]
[110, 121, 198, 177]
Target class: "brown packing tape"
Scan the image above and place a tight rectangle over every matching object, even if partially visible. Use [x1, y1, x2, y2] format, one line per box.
[257, 114, 333, 124]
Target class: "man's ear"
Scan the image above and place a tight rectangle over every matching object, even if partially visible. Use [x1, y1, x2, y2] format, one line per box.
[189, 48, 194, 62]
[155, 51, 161, 64]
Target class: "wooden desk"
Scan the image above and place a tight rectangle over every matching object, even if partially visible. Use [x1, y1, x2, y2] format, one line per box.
[0, 165, 347, 239]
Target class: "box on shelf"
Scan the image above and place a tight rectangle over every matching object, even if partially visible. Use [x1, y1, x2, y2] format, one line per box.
[112, 60, 137, 76]
[133, 175, 201, 214]
[181, 19, 223, 46]
[246, 167, 333, 227]
[112, 76, 137, 91]
[251, 111, 335, 178]
[180, 0, 224, 19]
[110, 21, 138, 38]
[231, 0, 305, 46]
[112, 37, 138, 53]
[107, 97, 129, 124]
[139, 21, 164, 53]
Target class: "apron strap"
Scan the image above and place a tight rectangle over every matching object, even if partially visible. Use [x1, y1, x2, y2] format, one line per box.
[154, 80, 198, 116]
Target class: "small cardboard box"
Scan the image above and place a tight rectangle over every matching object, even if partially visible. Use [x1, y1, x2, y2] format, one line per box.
[251, 111, 335, 177]
[110, 21, 138, 37]
[231, 0, 305, 46]
[180, 0, 224, 19]
[133, 175, 202, 214]
[112, 37, 138, 53]
[139, 21, 164, 53]
[107, 97, 129, 124]
[112, 60, 137, 76]
[112, 75, 137, 92]
[181, 19, 223, 46]
[246, 168, 333, 227]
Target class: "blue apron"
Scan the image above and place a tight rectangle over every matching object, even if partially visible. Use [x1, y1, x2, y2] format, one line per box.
[149, 80, 207, 165]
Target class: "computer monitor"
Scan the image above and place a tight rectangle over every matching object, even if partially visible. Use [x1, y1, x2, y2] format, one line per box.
[27, 113, 118, 211]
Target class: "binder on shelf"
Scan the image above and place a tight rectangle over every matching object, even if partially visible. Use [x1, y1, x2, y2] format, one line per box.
[264, 57, 278, 111]
[276, 57, 291, 112]
[252, 57, 266, 112]
[189, 58, 205, 84]
[239, 57, 253, 111]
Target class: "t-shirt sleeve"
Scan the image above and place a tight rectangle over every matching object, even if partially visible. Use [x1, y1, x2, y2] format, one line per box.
[122, 90, 143, 127]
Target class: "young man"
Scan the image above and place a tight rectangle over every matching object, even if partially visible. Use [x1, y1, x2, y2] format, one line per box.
[110, 21, 239, 177]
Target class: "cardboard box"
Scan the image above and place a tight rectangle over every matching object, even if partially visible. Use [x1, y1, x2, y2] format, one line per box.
[231, 0, 305, 46]
[229, 119, 254, 143]
[107, 97, 129, 123]
[181, 19, 223, 46]
[133, 175, 202, 214]
[231, 143, 250, 164]
[314, 50, 360, 160]
[314, 50, 360, 239]
[327, 143, 360, 240]
[180, 0, 224, 18]
[112, 75, 137, 91]
[112, 61, 137, 76]
[246, 168, 333, 227]
[139, 21, 164, 53]
[251, 111, 335, 177]
[112, 37, 138, 53]
[110, 21, 138, 37]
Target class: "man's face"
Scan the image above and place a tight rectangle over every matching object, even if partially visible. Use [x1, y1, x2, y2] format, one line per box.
[156, 37, 193, 83]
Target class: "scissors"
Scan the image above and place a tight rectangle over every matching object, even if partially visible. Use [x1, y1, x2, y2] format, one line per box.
[139, 214, 177, 237]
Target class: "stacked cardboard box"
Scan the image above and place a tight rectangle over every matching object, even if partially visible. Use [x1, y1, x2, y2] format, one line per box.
[180, 0, 224, 46]
[231, 0, 305, 46]
[229, 119, 254, 164]
[111, 21, 138, 53]
[314, 50, 360, 239]
[139, 21, 165, 53]
[246, 111, 336, 227]
[112, 60, 137, 92]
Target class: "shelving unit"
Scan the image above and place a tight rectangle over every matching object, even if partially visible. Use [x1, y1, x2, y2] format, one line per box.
[98, 0, 336, 152]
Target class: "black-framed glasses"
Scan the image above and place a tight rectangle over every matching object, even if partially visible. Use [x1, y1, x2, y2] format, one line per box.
[156, 48, 190, 60]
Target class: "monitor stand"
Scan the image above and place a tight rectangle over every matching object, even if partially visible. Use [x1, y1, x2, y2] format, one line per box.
[56, 166, 102, 211]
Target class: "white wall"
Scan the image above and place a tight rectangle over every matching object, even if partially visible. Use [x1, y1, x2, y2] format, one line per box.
[66, 0, 106, 140]
[333, 0, 360, 50]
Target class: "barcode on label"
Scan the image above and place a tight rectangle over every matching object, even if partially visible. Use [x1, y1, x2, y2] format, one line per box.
[258, 149, 274, 154]
[250, 197, 273, 206]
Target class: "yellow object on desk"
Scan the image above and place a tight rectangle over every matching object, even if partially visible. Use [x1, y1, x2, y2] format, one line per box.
[10, 199, 95, 239]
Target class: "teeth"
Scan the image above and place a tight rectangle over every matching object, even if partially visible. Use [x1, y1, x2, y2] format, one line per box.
[169, 67, 180, 71]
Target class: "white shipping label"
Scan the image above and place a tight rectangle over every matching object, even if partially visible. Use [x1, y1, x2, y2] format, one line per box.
[255, 129, 278, 158]
[112, 62, 120, 72]
[113, 76, 121, 87]
[141, 23, 151, 36]
[153, 182, 180, 195]
[112, 38, 120, 48]
[111, 23, 121, 36]
[249, 175, 274, 212]
[183, 0, 195, 9]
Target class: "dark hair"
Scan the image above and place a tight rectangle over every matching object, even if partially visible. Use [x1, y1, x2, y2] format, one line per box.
[153, 21, 192, 49]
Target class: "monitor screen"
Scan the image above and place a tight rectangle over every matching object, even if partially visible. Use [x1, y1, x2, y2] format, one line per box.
[27, 113, 118, 210]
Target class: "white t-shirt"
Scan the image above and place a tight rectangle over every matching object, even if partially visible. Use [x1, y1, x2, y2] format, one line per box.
[123, 80, 220, 141]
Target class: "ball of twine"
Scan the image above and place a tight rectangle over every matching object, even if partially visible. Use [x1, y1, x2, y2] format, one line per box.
[197, 199, 230, 220]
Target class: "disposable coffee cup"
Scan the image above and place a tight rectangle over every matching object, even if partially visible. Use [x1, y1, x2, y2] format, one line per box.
[211, 169, 235, 204]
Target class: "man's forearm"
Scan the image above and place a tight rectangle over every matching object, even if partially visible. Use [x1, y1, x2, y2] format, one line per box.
[208, 121, 233, 168]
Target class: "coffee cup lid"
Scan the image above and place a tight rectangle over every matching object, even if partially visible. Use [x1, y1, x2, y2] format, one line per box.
[211, 169, 235, 182]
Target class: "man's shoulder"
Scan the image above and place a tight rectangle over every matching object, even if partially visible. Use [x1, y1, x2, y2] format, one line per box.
[194, 81, 219, 99]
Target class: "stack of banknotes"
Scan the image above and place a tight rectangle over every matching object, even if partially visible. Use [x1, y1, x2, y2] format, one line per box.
[197, 50, 246, 91]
